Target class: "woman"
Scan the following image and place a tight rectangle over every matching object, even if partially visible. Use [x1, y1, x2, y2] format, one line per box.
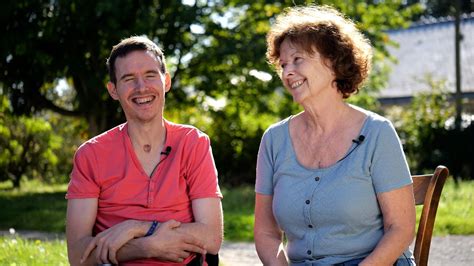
[254, 5, 416, 266]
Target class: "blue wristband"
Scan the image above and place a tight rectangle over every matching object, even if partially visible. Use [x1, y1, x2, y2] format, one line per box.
[145, 221, 159, 237]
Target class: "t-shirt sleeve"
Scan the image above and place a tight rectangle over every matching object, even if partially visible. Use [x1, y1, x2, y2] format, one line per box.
[185, 132, 222, 200]
[255, 129, 274, 195]
[371, 120, 412, 194]
[65, 144, 101, 199]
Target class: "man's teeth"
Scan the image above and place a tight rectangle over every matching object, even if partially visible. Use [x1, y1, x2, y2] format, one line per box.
[291, 80, 304, 89]
[135, 96, 153, 104]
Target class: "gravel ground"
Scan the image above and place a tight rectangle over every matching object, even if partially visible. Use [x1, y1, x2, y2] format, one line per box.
[2, 231, 473, 265]
[219, 236, 474, 266]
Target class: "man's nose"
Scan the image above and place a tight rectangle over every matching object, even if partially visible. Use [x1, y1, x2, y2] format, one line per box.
[134, 77, 146, 90]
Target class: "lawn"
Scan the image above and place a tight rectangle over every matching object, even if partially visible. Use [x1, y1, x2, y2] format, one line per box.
[0, 178, 473, 264]
[1, 179, 474, 239]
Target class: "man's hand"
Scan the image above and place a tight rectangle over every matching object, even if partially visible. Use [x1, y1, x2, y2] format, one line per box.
[80, 219, 148, 265]
[141, 219, 207, 263]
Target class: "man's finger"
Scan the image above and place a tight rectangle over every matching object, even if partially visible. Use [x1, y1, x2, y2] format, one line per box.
[109, 248, 118, 265]
[80, 238, 97, 263]
[182, 243, 206, 255]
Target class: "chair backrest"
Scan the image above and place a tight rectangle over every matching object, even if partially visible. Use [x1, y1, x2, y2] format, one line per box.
[412, 165, 449, 266]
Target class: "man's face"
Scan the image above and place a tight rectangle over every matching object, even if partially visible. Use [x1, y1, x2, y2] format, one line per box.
[107, 50, 171, 124]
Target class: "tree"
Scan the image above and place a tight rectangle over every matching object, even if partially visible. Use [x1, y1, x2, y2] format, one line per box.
[0, 0, 207, 135]
[1, 0, 423, 185]
[402, 0, 473, 18]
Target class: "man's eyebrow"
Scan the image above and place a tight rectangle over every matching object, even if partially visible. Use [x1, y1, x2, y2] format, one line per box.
[119, 73, 135, 81]
[144, 70, 160, 75]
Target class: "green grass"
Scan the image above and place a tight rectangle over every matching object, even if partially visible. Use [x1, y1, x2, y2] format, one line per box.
[222, 186, 256, 241]
[0, 237, 68, 265]
[420, 179, 474, 235]
[0, 178, 472, 265]
[0, 180, 67, 233]
[1, 179, 473, 242]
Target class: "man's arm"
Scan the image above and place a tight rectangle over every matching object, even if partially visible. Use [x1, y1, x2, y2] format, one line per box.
[66, 198, 99, 266]
[69, 199, 208, 265]
[174, 197, 223, 254]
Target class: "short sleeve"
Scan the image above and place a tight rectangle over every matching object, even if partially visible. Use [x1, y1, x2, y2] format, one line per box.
[65, 145, 101, 199]
[185, 132, 222, 200]
[371, 121, 412, 194]
[255, 129, 275, 195]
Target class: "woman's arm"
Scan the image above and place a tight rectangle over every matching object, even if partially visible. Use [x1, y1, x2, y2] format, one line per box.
[360, 184, 416, 266]
[254, 193, 288, 266]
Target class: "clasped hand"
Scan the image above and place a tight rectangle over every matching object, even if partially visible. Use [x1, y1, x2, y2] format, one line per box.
[80, 219, 206, 265]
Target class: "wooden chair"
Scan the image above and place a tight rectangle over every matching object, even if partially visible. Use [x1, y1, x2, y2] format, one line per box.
[412, 165, 449, 266]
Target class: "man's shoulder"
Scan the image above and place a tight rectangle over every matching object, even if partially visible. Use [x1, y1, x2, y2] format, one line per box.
[166, 120, 209, 140]
[76, 123, 127, 155]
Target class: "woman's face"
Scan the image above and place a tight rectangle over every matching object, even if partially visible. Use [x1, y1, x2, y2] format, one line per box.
[278, 38, 337, 104]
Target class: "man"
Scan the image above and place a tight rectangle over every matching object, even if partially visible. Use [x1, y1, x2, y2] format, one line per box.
[66, 36, 223, 266]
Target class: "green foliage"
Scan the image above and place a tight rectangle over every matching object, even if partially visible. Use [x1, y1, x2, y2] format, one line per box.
[385, 76, 474, 180]
[1, 1, 423, 185]
[174, 0, 423, 184]
[386, 77, 454, 173]
[0, 237, 68, 265]
[0, 96, 85, 187]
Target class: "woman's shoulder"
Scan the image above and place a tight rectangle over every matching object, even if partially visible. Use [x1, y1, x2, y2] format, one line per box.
[351, 105, 394, 129]
[264, 116, 292, 136]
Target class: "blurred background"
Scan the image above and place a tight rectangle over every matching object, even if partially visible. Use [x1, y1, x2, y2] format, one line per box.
[1, 0, 474, 264]
[1, 0, 473, 188]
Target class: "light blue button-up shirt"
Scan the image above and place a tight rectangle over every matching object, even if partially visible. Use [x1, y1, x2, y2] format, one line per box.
[256, 110, 413, 265]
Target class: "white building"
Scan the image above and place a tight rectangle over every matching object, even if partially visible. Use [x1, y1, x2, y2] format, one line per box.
[379, 14, 474, 110]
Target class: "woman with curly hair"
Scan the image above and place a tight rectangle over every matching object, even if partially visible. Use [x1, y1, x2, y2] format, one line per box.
[254, 5, 415, 265]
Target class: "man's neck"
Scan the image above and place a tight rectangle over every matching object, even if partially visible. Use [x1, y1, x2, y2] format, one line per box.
[127, 118, 167, 154]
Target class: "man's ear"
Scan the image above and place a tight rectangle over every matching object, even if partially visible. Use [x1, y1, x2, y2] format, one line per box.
[106, 82, 119, 100]
[165, 72, 171, 93]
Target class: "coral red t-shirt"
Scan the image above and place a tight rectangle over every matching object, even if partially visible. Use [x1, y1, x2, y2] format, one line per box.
[67, 120, 222, 265]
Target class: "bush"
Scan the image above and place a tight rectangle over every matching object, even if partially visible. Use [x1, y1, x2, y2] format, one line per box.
[386, 78, 473, 180]
[0, 95, 86, 187]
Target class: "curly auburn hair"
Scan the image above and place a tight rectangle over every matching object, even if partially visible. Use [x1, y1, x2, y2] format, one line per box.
[266, 5, 372, 98]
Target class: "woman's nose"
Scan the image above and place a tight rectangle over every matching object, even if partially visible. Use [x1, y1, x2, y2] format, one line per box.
[282, 65, 294, 78]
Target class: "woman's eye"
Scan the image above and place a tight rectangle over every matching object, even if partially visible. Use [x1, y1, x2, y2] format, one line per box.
[294, 57, 303, 63]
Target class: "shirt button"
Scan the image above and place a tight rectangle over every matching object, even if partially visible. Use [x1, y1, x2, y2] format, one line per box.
[314, 176, 320, 181]
[308, 224, 313, 228]
[305, 200, 310, 204]
[307, 250, 312, 255]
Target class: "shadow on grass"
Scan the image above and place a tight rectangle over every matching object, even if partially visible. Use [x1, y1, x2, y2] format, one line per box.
[0, 191, 67, 233]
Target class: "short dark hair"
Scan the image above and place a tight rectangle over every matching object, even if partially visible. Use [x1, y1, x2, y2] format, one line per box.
[266, 5, 372, 98]
[106, 36, 167, 84]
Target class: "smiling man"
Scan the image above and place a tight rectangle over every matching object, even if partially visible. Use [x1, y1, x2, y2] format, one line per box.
[66, 36, 223, 266]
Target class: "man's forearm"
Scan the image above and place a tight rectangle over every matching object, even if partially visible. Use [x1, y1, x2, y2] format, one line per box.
[176, 222, 223, 254]
[68, 236, 98, 266]
[116, 237, 151, 262]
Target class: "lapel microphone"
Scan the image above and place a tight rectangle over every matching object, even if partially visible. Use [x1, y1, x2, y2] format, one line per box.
[338, 135, 366, 162]
[161, 146, 172, 156]
[352, 135, 365, 145]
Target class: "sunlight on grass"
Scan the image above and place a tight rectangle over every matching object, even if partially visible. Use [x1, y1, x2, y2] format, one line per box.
[222, 186, 255, 242]
[0, 237, 68, 265]
[0, 179, 472, 242]
[427, 179, 474, 235]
